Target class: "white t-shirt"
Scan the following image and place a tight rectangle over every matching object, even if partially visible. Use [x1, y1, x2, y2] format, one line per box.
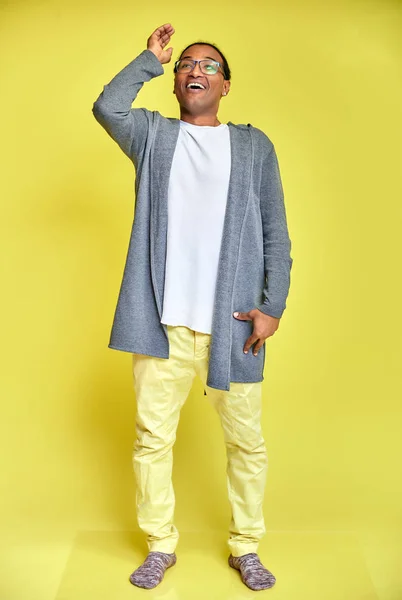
[160, 120, 231, 334]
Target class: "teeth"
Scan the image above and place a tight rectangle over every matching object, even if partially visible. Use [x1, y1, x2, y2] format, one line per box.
[187, 83, 205, 89]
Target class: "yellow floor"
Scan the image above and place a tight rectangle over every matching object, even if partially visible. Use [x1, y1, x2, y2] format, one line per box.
[3, 528, 401, 600]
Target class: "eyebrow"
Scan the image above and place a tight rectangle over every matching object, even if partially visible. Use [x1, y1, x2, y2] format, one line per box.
[181, 55, 219, 62]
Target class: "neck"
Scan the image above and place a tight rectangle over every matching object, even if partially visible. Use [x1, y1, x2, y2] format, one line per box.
[179, 110, 221, 127]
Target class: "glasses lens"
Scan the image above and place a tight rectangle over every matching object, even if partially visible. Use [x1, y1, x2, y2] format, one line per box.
[200, 60, 219, 74]
[177, 60, 193, 72]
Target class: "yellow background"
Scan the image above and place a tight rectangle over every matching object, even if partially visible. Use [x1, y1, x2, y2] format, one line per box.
[1, 0, 401, 598]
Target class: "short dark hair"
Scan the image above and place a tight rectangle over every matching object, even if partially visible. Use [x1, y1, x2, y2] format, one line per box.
[174, 41, 231, 81]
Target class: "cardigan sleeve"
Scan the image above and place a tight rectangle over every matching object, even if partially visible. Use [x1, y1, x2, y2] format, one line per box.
[92, 49, 164, 161]
[257, 145, 293, 319]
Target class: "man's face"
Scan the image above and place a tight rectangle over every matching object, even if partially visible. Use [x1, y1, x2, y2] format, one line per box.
[173, 44, 230, 115]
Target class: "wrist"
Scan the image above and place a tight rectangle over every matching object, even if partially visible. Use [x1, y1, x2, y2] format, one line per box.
[146, 48, 162, 63]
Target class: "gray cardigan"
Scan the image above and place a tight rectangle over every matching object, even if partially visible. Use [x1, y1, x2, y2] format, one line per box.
[92, 49, 293, 391]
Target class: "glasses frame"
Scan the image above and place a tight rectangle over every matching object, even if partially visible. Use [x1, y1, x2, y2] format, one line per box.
[173, 59, 224, 76]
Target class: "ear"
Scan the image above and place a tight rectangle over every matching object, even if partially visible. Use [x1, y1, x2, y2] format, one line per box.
[222, 81, 231, 96]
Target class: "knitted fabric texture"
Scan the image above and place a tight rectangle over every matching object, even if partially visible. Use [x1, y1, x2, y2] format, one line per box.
[129, 551, 177, 589]
[229, 553, 276, 590]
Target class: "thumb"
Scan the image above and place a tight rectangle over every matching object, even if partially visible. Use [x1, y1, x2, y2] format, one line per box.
[166, 47, 174, 60]
[233, 311, 251, 320]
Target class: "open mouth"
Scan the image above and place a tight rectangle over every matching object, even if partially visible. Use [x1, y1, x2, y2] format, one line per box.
[186, 82, 207, 92]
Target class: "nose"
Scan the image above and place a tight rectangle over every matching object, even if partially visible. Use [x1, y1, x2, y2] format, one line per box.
[191, 61, 202, 76]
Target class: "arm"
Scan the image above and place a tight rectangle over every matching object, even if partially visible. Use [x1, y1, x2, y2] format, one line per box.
[257, 145, 293, 318]
[92, 50, 164, 160]
[92, 23, 175, 161]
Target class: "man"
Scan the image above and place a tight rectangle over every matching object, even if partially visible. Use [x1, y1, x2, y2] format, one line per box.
[92, 23, 293, 591]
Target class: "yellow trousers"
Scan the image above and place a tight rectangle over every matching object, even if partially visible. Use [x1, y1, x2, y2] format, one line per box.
[131, 325, 268, 557]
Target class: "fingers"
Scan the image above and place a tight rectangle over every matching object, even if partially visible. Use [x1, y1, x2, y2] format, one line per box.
[251, 341, 264, 355]
[243, 335, 258, 355]
[155, 25, 174, 52]
[160, 34, 172, 47]
[244, 334, 266, 356]
[157, 31, 173, 45]
[147, 24, 175, 63]
[154, 23, 175, 40]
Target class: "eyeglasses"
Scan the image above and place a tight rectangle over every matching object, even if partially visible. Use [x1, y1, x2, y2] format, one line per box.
[174, 59, 223, 76]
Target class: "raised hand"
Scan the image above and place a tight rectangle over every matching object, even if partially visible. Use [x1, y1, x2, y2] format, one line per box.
[147, 23, 175, 65]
